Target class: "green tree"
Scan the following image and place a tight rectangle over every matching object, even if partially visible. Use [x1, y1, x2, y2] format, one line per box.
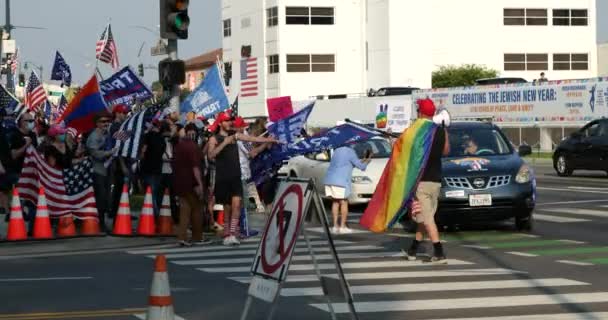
[432, 64, 499, 88]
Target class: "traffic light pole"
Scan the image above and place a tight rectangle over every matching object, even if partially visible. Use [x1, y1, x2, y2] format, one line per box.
[167, 39, 180, 112]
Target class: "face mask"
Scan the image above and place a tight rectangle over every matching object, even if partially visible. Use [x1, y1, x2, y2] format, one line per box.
[26, 122, 35, 131]
[58, 135, 66, 143]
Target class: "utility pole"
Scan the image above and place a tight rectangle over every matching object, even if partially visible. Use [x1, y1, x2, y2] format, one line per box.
[5, 0, 13, 92]
[167, 38, 179, 112]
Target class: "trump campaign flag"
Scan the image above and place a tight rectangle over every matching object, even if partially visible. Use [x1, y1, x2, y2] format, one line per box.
[57, 75, 108, 133]
[99, 66, 153, 106]
[50, 51, 72, 87]
[180, 63, 229, 118]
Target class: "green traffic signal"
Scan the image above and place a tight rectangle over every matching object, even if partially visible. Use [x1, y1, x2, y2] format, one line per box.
[18, 73, 25, 87]
[160, 0, 189, 39]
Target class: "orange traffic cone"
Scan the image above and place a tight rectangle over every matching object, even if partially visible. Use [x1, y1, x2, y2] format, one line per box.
[80, 217, 101, 236]
[137, 186, 156, 236]
[113, 184, 132, 236]
[157, 189, 173, 236]
[32, 187, 53, 240]
[7, 189, 27, 241]
[146, 255, 175, 320]
[56, 214, 77, 237]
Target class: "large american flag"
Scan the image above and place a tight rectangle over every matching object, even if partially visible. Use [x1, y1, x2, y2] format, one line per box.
[96, 24, 119, 70]
[25, 71, 46, 112]
[17, 147, 98, 219]
[240, 57, 258, 97]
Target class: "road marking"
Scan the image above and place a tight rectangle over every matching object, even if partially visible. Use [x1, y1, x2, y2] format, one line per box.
[484, 240, 569, 249]
[128, 240, 350, 255]
[506, 251, 539, 257]
[307, 227, 371, 234]
[534, 214, 590, 223]
[582, 258, 608, 264]
[527, 247, 608, 256]
[0, 277, 93, 282]
[537, 199, 608, 206]
[0, 308, 146, 320]
[228, 268, 526, 284]
[134, 314, 186, 320]
[568, 186, 608, 191]
[557, 260, 594, 266]
[281, 278, 586, 297]
[157, 245, 380, 259]
[172, 251, 396, 266]
[462, 245, 491, 249]
[541, 207, 608, 218]
[309, 292, 608, 313]
[425, 311, 608, 320]
[443, 233, 537, 242]
[537, 187, 608, 195]
[558, 239, 586, 244]
[198, 259, 473, 273]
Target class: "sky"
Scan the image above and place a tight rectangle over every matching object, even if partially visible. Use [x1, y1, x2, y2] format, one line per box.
[598, 1, 608, 43]
[4, 0, 222, 86]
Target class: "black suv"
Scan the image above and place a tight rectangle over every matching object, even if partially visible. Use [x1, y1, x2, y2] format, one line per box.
[553, 119, 608, 176]
[436, 122, 536, 231]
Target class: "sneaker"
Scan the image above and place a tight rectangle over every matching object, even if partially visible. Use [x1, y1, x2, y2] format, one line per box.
[230, 235, 241, 246]
[331, 226, 340, 234]
[429, 255, 448, 265]
[193, 238, 213, 245]
[179, 240, 192, 247]
[402, 248, 417, 261]
[340, 226, 353, 234]
[223, 236, 233, 246]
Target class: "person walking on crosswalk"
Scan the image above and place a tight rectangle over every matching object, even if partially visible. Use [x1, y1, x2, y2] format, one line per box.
[405, 99, 450, 264]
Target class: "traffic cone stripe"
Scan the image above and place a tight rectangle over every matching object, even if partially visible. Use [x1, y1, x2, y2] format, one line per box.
[148, 296, 173, 306]
[143, 203, 154, 208]
[119, 203, 130, 208]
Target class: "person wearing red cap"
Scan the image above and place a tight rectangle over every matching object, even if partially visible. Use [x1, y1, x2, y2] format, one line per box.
[207, 112, 280, 246]
[404, 98, 450, 264]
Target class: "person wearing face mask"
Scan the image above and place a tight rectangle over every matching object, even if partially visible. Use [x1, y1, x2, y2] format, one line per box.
[86, 112, 116, 233]
[44, 125, 71, 169]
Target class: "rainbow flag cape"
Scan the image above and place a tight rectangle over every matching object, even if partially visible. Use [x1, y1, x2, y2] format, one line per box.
[360, 119, 437, 233]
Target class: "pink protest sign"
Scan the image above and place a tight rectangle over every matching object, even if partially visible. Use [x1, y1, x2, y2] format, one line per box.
[266, 96, 294, 122]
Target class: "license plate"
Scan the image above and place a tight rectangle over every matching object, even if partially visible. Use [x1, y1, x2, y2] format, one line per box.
[469, 194, 492, 207]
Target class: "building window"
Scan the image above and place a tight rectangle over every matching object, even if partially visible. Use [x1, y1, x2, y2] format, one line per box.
[504, 53, 548, 71]
[286, 7, 310, 25]
[553, 53, 589, 70]
[223, 62, 232, 86]
[267, 7, 278, 27]
[553, 9, 588, 26]
[286, 54, 335, 72]
[310, 7, 334, 25]
[285, 7, 334, 25]
[223, 19, 231, 37]
[268, 55, 279, 74]
[286, 54, 310, 72]
[504, 8, 547, 26]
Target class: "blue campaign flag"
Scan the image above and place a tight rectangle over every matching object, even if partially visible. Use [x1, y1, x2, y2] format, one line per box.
[99, 66, 153, 106]
[180, 63, 229, 118]
[268, 102, 314, 144]
[50, 51, 72, 87]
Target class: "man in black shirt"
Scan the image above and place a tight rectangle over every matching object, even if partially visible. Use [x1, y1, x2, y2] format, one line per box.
[405, 99, 450, 264]
[140, 120, 166, 218]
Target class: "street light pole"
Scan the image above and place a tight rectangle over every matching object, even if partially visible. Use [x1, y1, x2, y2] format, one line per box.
[167, 39, 179, 112]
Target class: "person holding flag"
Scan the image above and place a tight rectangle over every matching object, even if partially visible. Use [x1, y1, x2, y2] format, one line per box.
[207, 111, 280, 246]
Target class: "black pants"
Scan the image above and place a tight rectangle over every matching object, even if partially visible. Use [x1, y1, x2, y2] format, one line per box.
[110, 169, 124, 218]
[93, 173, 111, 229]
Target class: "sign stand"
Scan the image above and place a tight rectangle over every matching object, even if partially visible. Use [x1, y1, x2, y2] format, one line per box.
[240, 177, 359, 320]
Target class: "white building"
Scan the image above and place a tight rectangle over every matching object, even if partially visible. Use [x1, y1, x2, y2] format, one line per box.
[599, 42, 608, 76]
[222, 0, 599, 117]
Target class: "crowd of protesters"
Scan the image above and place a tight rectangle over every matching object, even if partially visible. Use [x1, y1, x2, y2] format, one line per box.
[0, 104, 281, 247]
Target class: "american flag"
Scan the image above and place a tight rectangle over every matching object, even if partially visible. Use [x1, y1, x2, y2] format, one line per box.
[17, 147, 98, 219]
[57, 95, 68, 119]
[25, 71, 47, 112]
[95, 24, 119, 70]
[240, 57, 258, 97]
[10, 47, 19, 74]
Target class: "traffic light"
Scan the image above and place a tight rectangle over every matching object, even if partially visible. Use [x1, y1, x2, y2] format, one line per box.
[160, 0, 190, 39]
[18, 73, 25, 87]
[158, 58, 185, 86]
[138, 64, 144, 77]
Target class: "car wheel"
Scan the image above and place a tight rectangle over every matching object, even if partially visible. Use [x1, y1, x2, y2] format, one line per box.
[555, 154, 573, 177]
[515, 214, 533, 232]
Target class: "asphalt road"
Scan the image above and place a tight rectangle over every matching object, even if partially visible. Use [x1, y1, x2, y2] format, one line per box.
[1, 162, 608, 320]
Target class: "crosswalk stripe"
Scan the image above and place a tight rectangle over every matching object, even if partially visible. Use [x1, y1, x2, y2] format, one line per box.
[159, 245, 380, 259]
[533, 214, 590, 223]
[309, 292, 608, 313]
[197, 259, 473, 273]
[280, 278, 586, 297]
[556, 260, 594, 266]
[227, 268, 526, 284]
[307, 227, 370, 234]
[127, 239, 349, 255]
[425, 312, 608, 320]
[541, 208, 608, 218]
[172, 251, 396, 266]
[507, 252, 539, 257]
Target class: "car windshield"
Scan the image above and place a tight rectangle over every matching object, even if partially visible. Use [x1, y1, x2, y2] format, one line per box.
[352, 138, 392, 158]
[447, 127, 513, 157]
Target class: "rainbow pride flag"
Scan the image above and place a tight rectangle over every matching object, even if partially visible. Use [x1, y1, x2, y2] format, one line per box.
[360, 119, 437, 233]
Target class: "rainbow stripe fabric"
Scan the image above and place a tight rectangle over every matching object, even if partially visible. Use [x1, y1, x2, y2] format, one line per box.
[360, 119, 438, 233]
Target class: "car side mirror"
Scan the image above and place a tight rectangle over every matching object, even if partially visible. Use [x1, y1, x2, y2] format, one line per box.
[518, 145, 532, 156]
[315, 153, 329, 161]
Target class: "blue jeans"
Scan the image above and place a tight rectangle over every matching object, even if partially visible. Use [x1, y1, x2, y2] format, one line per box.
[143, 175, 162, 218]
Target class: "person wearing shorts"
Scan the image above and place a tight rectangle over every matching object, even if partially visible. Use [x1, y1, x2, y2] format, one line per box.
[405, 99, 450, 264]
[323, 146, 371, 234]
